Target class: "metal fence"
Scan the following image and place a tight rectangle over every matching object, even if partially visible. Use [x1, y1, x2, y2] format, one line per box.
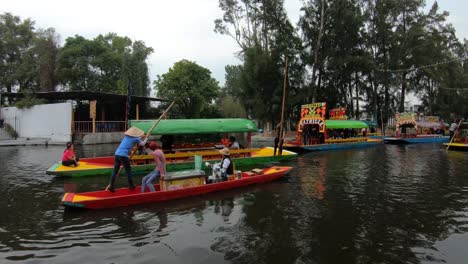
[73, 121, 126, 133]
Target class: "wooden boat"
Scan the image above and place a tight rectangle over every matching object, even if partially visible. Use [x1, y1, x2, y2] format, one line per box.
[444, 122, 468, 151]
[47, 118, 297, 177]
[47, 147, 297, 177]
[62, 166, 293, 209]
[283, 103, 382, 152]
[384, 113, 449, 144]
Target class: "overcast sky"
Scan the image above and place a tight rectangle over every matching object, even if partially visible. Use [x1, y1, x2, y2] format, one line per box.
[1, 0, 467, 88]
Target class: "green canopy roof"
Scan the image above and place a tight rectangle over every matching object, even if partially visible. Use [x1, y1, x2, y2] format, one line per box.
[129, 118, 258, 135]
[325, 120, 369, 129]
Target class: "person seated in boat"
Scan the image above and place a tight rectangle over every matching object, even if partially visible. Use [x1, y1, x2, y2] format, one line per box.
[62, 142, 79, 167]
[206, 147, 234, 183]
[361, 128, 367, 137]
[108, 126, 148, 193]
[141, 141, 166, 193]
[160, 134, 174, 154]
[229, 136, 240, 149]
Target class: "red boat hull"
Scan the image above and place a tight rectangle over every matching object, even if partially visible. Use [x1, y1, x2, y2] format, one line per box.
[62, 166, 293, 209]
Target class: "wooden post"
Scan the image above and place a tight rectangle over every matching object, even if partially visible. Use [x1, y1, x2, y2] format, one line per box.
[278, 57, 288, 156]
[136, 104, 139, 120]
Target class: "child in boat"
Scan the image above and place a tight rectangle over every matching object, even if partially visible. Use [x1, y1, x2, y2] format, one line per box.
[62, 142, 79, 167]
[108, 126, 148, 192]
[141, 141, 166, 193]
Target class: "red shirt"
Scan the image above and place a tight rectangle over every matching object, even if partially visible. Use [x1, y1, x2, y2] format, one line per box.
[62, 149, 75, 162]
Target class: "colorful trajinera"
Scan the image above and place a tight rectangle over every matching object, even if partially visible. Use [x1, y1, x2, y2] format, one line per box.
[284, 103, 382, 152]
[62, 166, 293, 209]
[384, 113, 449, 144]
[47, 118, 297, 177]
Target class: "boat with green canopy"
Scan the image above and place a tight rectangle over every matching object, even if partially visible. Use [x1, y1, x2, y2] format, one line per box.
[47, 118, 297, 177]
[283, 103, 382, 152]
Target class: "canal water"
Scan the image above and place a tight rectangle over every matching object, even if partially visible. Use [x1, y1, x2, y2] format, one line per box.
[0, 144, 467, 264]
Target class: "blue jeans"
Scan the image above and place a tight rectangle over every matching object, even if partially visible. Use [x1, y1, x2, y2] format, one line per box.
[141, 170, 161, 193]
[109, 155, 133, 189]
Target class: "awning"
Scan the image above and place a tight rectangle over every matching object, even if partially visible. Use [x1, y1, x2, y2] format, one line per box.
[129, 118, 258, 135]
[325, 120, 369, 129]
[416, 121, 443, 128]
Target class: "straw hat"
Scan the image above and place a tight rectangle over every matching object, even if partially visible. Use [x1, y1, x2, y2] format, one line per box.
[219, 147, 230, 156]
[125, 126, 144, 137]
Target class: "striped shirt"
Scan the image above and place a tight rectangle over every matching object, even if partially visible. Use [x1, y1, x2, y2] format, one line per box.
[449, 123, 458, 132]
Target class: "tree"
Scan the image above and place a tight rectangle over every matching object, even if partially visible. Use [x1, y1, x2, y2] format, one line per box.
[58, 33, 153, 95]
[0, 13, 35, 92]
[34, 28, 60, 92]
[154, 60, 220, 118]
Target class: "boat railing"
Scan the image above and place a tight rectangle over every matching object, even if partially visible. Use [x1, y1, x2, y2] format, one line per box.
[73, 121, 126, 133]
[325, 137, 368, 144]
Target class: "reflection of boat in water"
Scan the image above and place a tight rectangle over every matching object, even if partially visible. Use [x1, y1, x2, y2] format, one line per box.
[47, 118, 297, 177]
[62, 166, 293, 209]
[444, 122, 468, 151]
[384, 113, 449, 144]
[283, 103, 382, 152]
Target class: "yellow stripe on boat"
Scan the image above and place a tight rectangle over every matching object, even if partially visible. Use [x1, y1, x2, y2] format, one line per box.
[251, 147, 296, 157]
[53, 161, 112, 172]
[73, 194, 98, 202]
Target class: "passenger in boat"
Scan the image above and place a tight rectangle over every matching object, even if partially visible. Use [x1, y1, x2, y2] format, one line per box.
[62, 142, 79, 167]
[108, 126, 148, 193]
[219, 147, 233, 181]
[141, 141, 166, 193]
[229, 136, 240, 149]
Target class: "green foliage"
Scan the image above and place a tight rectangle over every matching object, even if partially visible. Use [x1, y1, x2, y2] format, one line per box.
[14, 93, 47, 109]
[219, 95, 247, 118]
[4, 123, 18, 138]
[0, 13, 35, 92]
[58, 33, 153, 96]
[154, 60, 220, 118]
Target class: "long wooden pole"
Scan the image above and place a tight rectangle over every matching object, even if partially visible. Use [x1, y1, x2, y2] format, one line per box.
[106, 101, 175, 190]
[278, 58, 288, 156]
[446, 118, 463, 151]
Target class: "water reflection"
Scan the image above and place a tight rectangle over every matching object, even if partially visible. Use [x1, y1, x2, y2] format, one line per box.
[0, 144, 467, 263]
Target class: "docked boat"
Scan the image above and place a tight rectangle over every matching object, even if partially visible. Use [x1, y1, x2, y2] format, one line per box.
[444, 122, 468, 151]
[47, 118, 297, 177]
[283, 103, 382, 152]
[384, 113, 449, 144]
[62, 166, 293, 209]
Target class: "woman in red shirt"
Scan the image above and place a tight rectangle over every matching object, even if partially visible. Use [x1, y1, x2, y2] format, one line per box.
[62, 142, 80, 167]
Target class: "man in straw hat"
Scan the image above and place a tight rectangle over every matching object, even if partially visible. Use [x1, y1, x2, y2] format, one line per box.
[108, 126, 148, 192]
[218, 147, 233, 181]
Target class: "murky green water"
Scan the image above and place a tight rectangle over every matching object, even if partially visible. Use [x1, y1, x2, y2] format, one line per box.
[0, 144, 467, 263]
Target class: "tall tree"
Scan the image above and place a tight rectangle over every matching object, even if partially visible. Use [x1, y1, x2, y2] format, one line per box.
[154, 60, 220, 118]
[0, 13, 35, 92]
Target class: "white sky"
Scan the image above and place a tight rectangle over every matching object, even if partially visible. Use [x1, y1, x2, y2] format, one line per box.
[1, 0, 466, 88]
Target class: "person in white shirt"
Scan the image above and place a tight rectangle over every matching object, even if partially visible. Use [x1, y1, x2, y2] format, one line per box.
[449, 120, 459, 140]
[229, 136, 240, 149]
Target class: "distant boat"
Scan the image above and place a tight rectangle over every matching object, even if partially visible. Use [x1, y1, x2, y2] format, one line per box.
[62, 166, 293, 209]
[384, 113, 449, 144]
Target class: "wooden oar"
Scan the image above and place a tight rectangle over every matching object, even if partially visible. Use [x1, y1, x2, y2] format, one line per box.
[106, 101, 175, 190]
[278, 57, 288, 156]
[446, 118, 463, 151]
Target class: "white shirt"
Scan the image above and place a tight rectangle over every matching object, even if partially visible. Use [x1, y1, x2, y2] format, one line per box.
[230, 142, 240, 149]
[449, 123, 457, 132]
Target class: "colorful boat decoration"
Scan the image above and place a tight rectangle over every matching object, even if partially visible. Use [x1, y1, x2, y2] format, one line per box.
[444, 122, 468, 151]
[62, 166, 293, 209]
[384, 113, 449, 144]
[284, 103, 382, 152]
[47, 118, 297, 177]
